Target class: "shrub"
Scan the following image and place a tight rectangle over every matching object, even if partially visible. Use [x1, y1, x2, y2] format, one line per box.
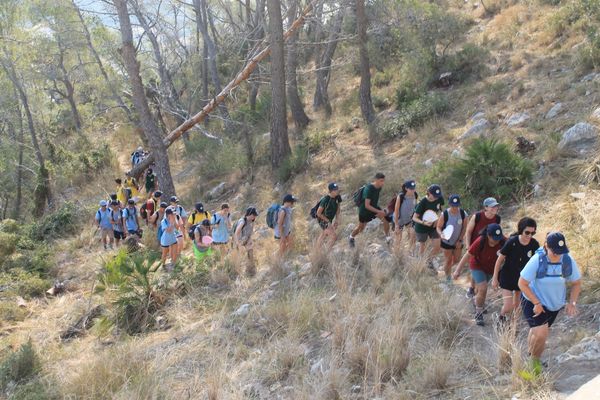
[0, 232, 19, 264]
[277, 144, 309, 182]
[184, 135, 243, 179]
[0, 340, 39, 390]
[26, 202, 81, 241]
[0, 269, 49, 298]
[423, 138, 534, 210]
[0, 301, 28, 323]
[443, 44, 490, 82]
[372, 70, 393, 88]
[0, 219, 20, 234]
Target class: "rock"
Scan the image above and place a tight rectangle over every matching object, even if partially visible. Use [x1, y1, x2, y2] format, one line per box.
[558, 123, 599, 155]
[351, 385, 362, 394]
[233, 304, 250, 317]
[415, 142, 424, 151]
[591, 107, 600, 121]
[438, 72, 452, 87]
[366, 243, 391, 260]
[471, 112, 486, 122]
[310, 358, 324, 375]
[570, 192, 586, 200]
[270, 281, 280, 288]
[581, 72, 600, 82]
[505, 112, 530, 127]
[16, 297, 26, 307]
[365, 218, 381, 232]
[566, 374, 600, 400]
[533, 184, 542, 197]
[207, 182, 227, 199]
[451, 149, 463, 158]
[545, 103, 563, 119]
[351, 117, 361, 128]
[516, 136, 536, 155]
[423, 158, 433, 168]
[255, 227, 271, 239]
[459, 118, 491, 140]
[556, 333, 600, 364]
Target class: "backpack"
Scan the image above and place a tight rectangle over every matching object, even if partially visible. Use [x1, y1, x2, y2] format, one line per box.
[124, 207, 137, 221]
[140, 199, 155, 220]
[140, 204, 147, 220]
[310, 196, 331, 219]
[535, 248, 573, 279]
[266, 204, 281, 229]
[96, 209, 104, 224]
[352, 185, 367, 207]
[474, 211, 501, 225]
[188, 224, 200, 241]
[387, 192, 419, 214]
[124, 188, 132, 200]
[231, 218, 244, 237]
[442, 209, 467, 229]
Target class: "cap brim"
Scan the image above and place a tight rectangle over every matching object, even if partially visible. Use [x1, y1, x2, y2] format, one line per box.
[490, 235, 503, 241]
[552, 246, 569, 255]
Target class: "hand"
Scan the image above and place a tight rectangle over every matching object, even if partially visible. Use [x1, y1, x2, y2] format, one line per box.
[452, 269, 461, 280]
[566, 303, 578, 317]
[332, 221, 338, 229]
[425, 221, 434, 227]
[377, 210, 386, 218]
[533, 303, 545, 317]
[491, 277, 499, 290]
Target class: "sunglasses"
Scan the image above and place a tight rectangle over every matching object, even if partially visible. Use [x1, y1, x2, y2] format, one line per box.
[523, 230, 536, 236]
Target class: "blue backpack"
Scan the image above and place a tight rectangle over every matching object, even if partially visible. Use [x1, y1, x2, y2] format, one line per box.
[266, 204, 281, 229]
[535, 248, 573, 279]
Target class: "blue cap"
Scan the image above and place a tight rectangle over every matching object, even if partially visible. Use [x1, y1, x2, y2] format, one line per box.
[99, 200, 107, 207]
[170, 196, 178, 203]
[483, 197, 500, 208]
[404, 180, 416, 190]
[546, 232, 569, 255]
[328, 183, 339, 192]
[486, 223, 503, 241]
[428, 184, 442, 198]
[283, 194, 297, 203]
[448, 194, 461, 206]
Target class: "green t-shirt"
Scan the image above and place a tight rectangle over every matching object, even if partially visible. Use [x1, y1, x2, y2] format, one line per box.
[319, 195, 341, 221]
[414, 197, 444, 233]
[359, 184, 381, 217]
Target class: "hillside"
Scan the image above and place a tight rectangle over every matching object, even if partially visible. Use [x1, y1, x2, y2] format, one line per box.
[1, 0, 600, 399]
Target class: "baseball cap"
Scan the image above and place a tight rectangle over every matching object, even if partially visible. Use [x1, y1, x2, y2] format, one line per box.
[486, 223, 503, 241]
[283, 194, 297, 203]
[127, 199, 135, 205]
[109, 193, 117, 200]
[99, 200, 107, 207]
[201, 219, 211, 227]
[328, 183, 340, 192]
[159, 202, 168, 208]
[165, 208, 174, 215]
[195, 202, 204, 212]
[427, 184, 442, 198]
[404, 180, 416, 190]
[170, 196, 178, 203]
[246, 206, 258, 216]
[154, 191, 162, 198]
[483, 197, 500, 208]
[546, 232, 569, 255]
[448, 194, 461, 206]
[110, 201, 119, 206]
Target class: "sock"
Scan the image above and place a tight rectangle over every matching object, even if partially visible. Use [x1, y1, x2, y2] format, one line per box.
[475, 306, 483, 315]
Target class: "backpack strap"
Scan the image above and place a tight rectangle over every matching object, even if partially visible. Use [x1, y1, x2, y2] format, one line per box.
[460, 209, 466, 221]
[562, 255, 573, 278]
[442, 209, 449, 229]
[474, 211, 481, 225]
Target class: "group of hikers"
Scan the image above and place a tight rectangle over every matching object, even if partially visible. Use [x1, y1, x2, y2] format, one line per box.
[93, 170, 581, 376]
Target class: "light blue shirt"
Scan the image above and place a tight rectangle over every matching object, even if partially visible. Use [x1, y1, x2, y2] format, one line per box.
[122, 207, 139, 232]
[111, 209, 123, 232]
[174, 205, 187, 219]
[211, 213, 231, 243]
[160, 218, 177, 247]
[96, 208, 113, 230]
[520, 252, 581, 311]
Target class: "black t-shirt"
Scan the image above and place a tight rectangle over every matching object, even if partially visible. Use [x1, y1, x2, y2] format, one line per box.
[498, 235, 540, 290]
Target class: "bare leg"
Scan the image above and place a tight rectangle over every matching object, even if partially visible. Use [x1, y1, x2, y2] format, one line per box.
[351, 222, 366, 238]
[528, 324, 549, 359]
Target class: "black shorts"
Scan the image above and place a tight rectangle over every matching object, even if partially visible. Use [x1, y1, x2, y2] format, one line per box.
[114, 231, 125, 240]
[521, 296, 561, 328]
[319, 220, 335, 230]
[441, 241, 457, 250]
[213, 241, 228, 245]
[396, 221, 413, 230]
[359, 212, 392, 224]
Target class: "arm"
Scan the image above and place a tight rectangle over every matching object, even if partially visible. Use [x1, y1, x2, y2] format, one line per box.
[566, 280, 582, 316]
[235, 221, 244, 243]
[436, 213, 445, 237]
[518, 277, 544, 316]
[492, 254, 506, 289]
[453, 251, 472, 280]
[464, 216, 476, 248]
[364, 199, 383, 216]
[334, 203, 341, 227]
[277, 209, 285, 233]
[316, 206, 328, 223]
[394, 195, 401, 228]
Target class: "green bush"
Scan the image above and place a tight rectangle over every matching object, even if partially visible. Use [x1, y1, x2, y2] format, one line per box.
[372, 70, 393, 88]
[0, 301, 28, 323]
[0, 269, 49, 298]
[0, 340, 39, 391]
[277, 144, 310, 182]
[0, 219, 20, 234]
[1, 246, 53, 275]
[423, 138, 534, 210]
[184, 135, 243, 179]
[26, 202, 81, 242]
[443, 44, 490, 82]
[10, 378, 57, 400]
[0, 232, 19, 264]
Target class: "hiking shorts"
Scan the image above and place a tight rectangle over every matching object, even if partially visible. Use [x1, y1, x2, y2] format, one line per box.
[416, 230, 440, 242]
[114, 231, 125, 240]
[395, 221, 414, 231]
[521, 297, 560, 328]
[319, 220, 336, 230]
[471, 269, 493, 284]
[101, 228, 112, 238]
[441, 241, 459, 250]
[359, 212, 392, 224]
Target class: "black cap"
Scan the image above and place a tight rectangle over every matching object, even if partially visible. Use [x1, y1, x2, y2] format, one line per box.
[110, 201, 119, 206]
[110, 193, 117, 200]
[170, 196, 178, 203]
[486, 223, 503, 241]
[154, 190, 162, 198]
[283, 194, 297, 203]
[547, 232, 569, 255]
[448, 194, 461, 206]
[165, 208, 174, 215]
[195, 202, 204, 212]
[159, 202, 168, 208]
[328, 183, 340, 192]
[201, 219, 211, 226]
[427, 184, 442, 198]
[245, 207, 258, 216]
[127, 199, 135, 205]
[404, 180, 416, 190]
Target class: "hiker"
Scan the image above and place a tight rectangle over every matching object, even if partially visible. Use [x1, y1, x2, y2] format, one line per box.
[492, 217, 540, 324]
[141, 190, 161, 226]
[188, 202, 212, 232]
[192, 219, 214, 261]
[152, 202, 168, 243]
[122, 199, 141, 238]
[412, 184, 444, 264]
[111, 200, 126, 246]
[274, 194, 297, 257]
[109, 193, 122, 209]
[124, 175, 140, 201]
[144, 168, 158, 198]
[349, 172, 391, 248]
[518, 232, 581, 375]
[234, 207, 259, 276]
[131, 146, 144, 167]
[160, 208, 178, 267]
[461, 197, 502, 299]
[95, 200, 114, 250]
[453, 223, 506, 326]
[115, 179, 127, 205]
[392, 180, 418, 248]
[170, 196, 187, 253]
[315, 183, 342, 249]
[436, 194, 467, 282]
[211, 203, 232, 250]
[170, 196, 188, 220]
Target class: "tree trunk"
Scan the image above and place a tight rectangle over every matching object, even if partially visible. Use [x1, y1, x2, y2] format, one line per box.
[71, 0, 133, 122]
[313, 6, 344, 116]
[113, 0, 176, 198]
[287, 0, 309, 129]
[56, 44, 83, 132]
[13, 100, 24, 220]
[356, 0, 375, 124]
[0, 50, 53, 216]
[266, 0, 291, 168]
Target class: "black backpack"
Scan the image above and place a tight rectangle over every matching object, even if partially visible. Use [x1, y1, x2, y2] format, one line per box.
[188, 224, 200, 241]
[352, 185, 366, 207]
[310, 196, 331, 219]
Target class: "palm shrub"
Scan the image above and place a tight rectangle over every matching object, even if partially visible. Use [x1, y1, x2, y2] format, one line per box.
[424, 138, 534, 210]
[96, 249, 169, 335]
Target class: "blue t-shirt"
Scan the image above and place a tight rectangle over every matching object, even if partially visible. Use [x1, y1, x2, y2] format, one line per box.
[211, 213, 230, 243]
[111, 210, 123, 232]
[122, 207, 139, 232]
[174, 205, 187, 219]
[520, 252, 581, 311]
[160, 218, 177, 247]
[96, 208, 113, 230]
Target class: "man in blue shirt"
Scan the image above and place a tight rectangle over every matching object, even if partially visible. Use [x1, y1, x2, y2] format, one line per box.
[95, 200, 114, 250]
[122, 199, 141, 237]
[518, 232, 582, 375]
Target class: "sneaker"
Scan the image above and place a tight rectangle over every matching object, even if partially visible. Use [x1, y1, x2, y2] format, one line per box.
[385, 236, 392, 245]
[103, 244, 108, 250]
[109, 244, 114, 250]
[349, 236, 355, 248]
[445, 275, 452, 283]
[427, 260, 436, 270]
[466, 287, 475, 299]
[475, 312, 484, 326]
[531, 358, 543, 376]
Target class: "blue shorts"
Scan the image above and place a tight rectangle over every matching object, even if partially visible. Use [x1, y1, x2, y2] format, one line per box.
[521, 296, 561, 328]
[471, 269, 493, 284]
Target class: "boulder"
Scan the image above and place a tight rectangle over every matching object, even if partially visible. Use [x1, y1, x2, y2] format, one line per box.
[558, 123, 599, 155]
[451, 149, 463, 158]
[505, 112, 530, 127]
[471, 112, 486, 122]
[545, 103, 563, 119]
[459, 118, 491, 140]
[591, 107, 600, 121]
[233, 304, 250, 317]
[365, 218, 381, 232]
[423, 159, 433, 168]
[581, 72, 600, 82]
[207, 182, 227, 199]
